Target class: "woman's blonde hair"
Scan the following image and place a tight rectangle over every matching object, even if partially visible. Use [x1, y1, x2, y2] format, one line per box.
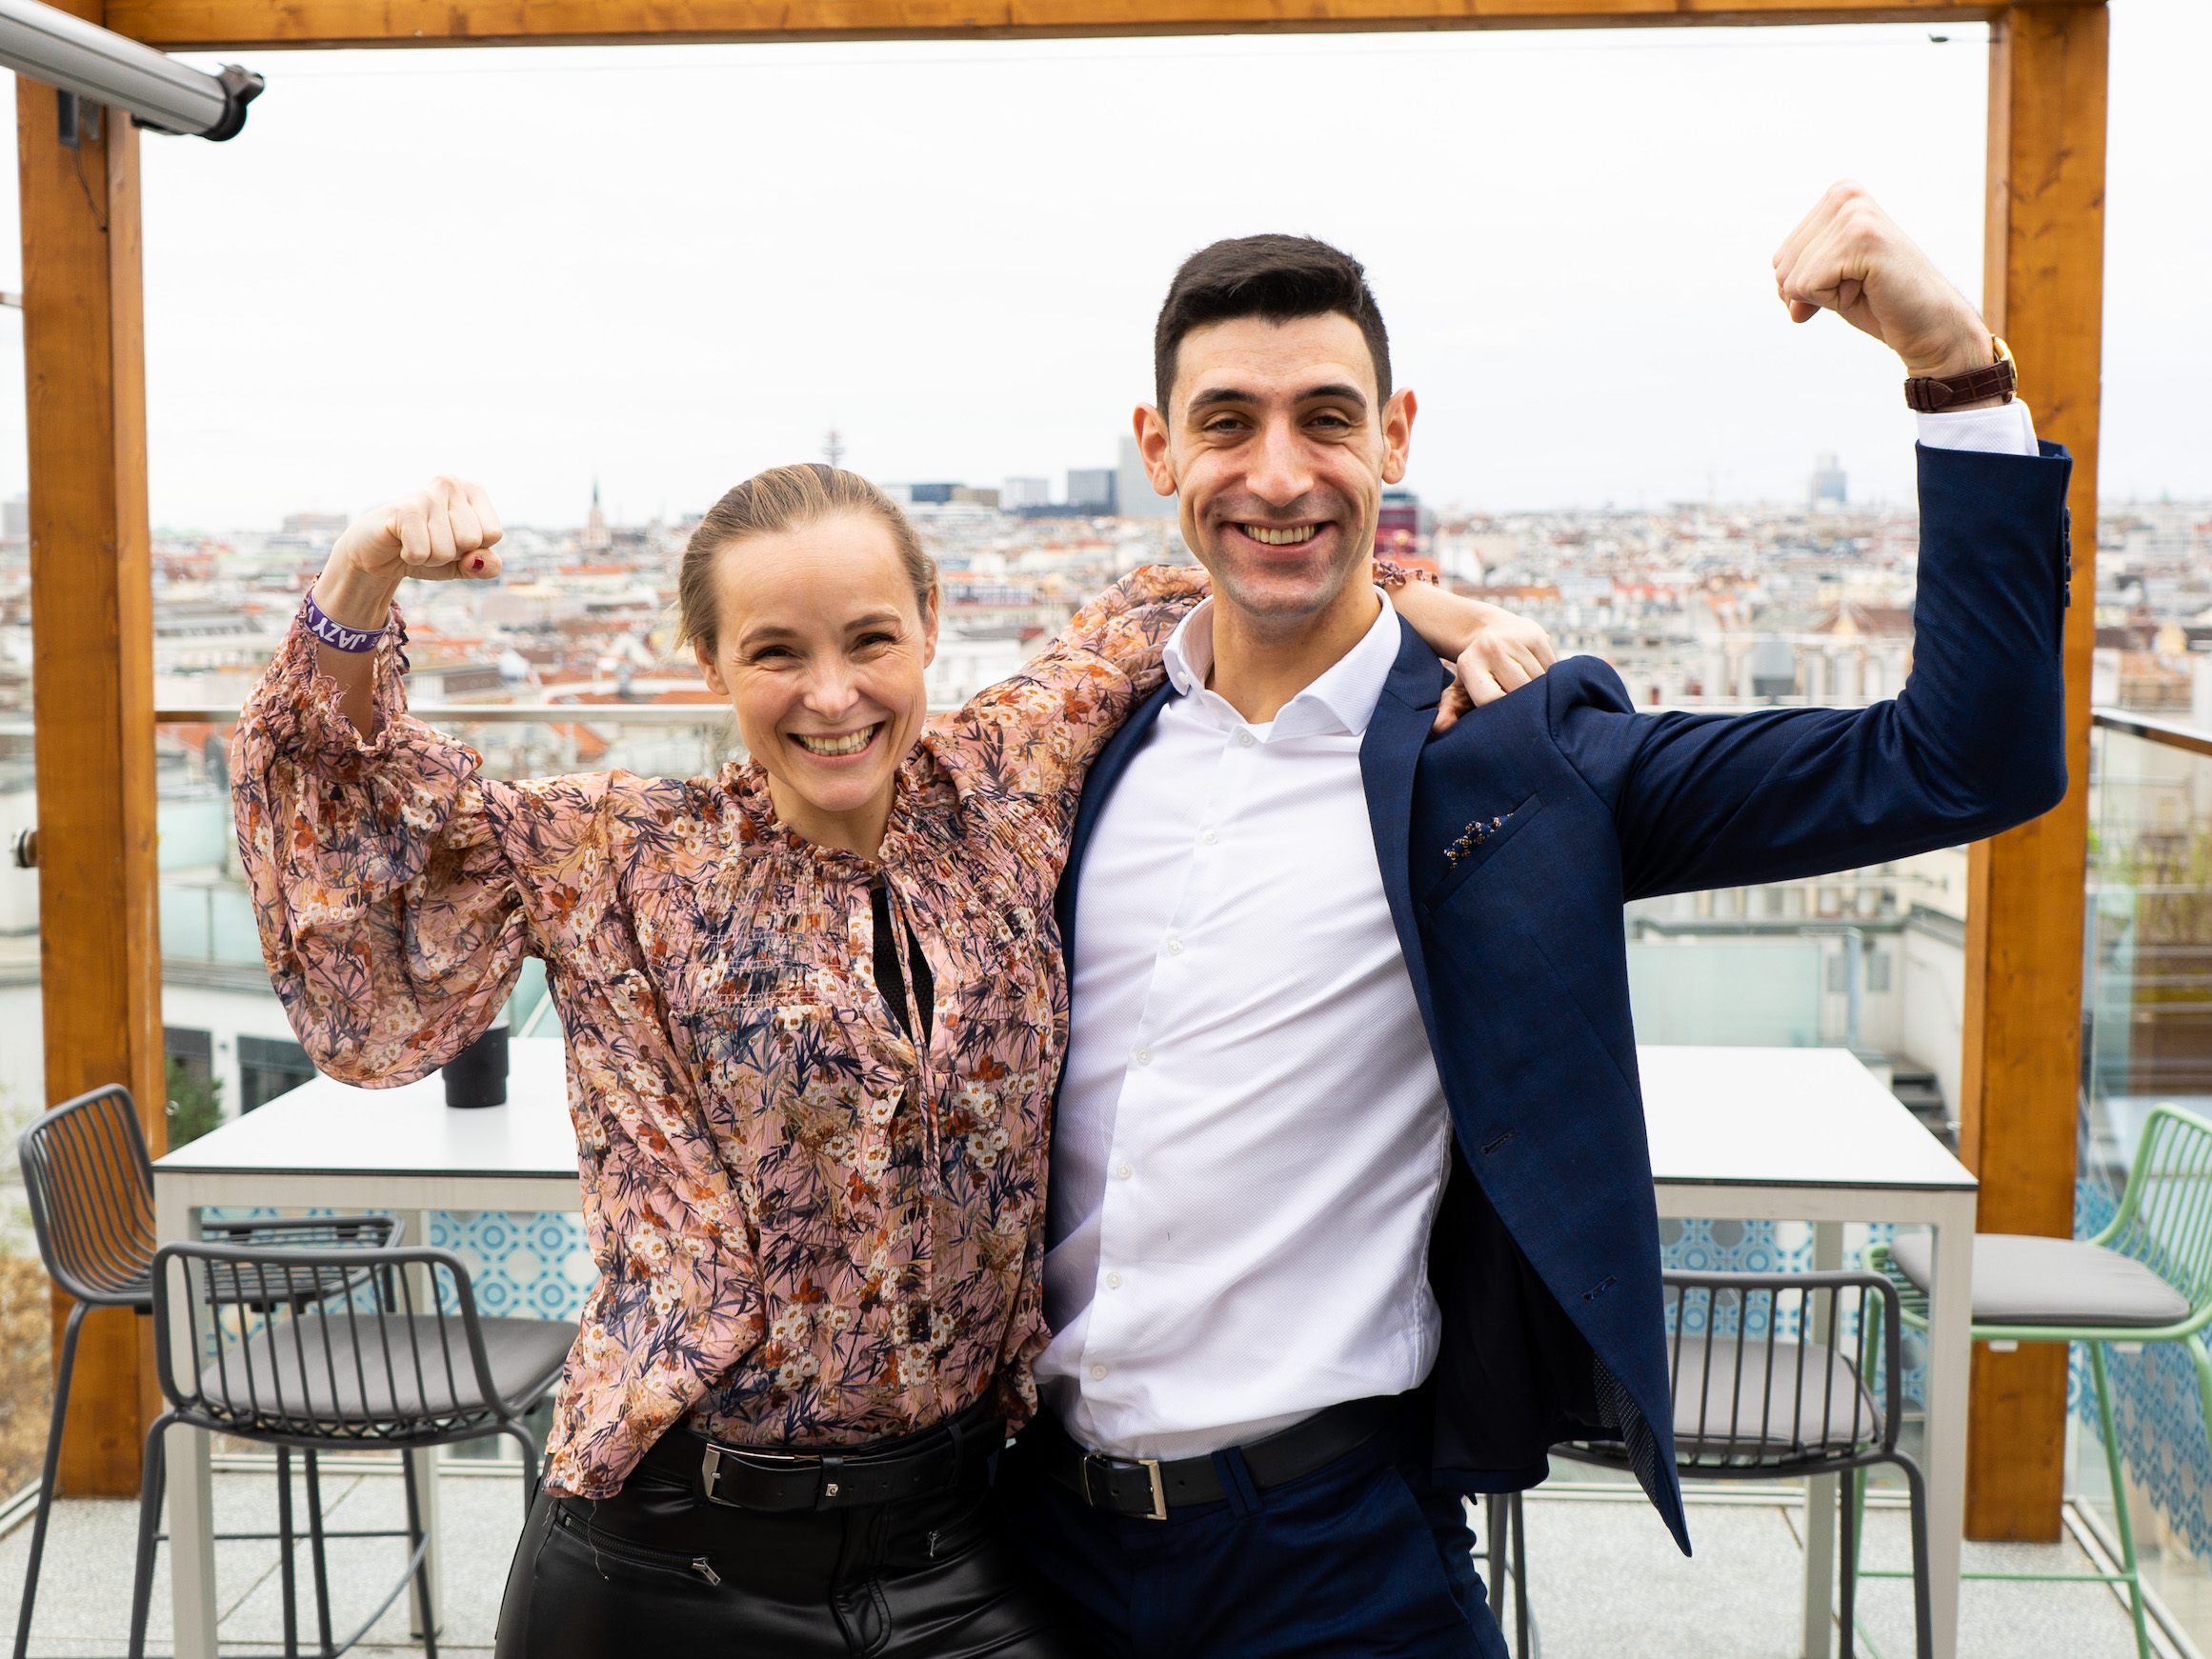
[676, 463, 938, 655]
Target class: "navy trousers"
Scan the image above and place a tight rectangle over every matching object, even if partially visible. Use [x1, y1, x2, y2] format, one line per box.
[995, 1421, 1513, 1659]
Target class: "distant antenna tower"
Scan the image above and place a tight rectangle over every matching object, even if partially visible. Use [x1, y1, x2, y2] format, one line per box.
[824, 428, 846, 470]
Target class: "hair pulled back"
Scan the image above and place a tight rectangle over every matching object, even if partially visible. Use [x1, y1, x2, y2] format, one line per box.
[676, 463, 938, 655]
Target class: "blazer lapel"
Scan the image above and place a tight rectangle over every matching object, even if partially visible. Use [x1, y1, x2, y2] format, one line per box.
[1056, 681, 1176, 966]
[1361, 617, 1448, 1040]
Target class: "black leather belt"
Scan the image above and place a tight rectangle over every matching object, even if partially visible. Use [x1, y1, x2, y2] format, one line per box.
[644, 1404, 1002, 1513]
[1022, 1394, 1404, 1522]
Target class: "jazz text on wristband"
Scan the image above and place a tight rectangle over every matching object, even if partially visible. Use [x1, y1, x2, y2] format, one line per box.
[305, 592, 389, 653]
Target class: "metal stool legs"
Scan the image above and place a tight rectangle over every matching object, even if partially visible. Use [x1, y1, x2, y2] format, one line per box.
[11, 1298, 90, 1659]
[2087, 1341, 2154, 1659]
[13, 1308, 341, 1659]
[1483, 1490, 1533, 1658]
[398, 1452, 439, 1659]
[127, 1414, 174, 1659]
[304, 1449, 337, 1658]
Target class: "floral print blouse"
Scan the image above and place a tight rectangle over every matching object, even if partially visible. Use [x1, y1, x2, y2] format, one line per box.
[231, 565, 1208, 1498]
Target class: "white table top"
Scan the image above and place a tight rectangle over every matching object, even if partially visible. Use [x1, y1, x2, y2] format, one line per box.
[1639, 1044, 1976, 1192]
[153, 1037, 578, 1181]
[155, 1037, 1970, 1198]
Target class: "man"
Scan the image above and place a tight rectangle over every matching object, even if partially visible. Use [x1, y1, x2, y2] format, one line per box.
[998, 183, 2070, 1658]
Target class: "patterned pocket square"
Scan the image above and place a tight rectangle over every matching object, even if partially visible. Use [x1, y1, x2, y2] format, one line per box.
[1444, 810, 1518, 869]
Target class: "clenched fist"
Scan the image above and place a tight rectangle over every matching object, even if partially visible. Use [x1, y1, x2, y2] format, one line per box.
[1772, 182, 1993, 382]
[333, 474, 506, 587]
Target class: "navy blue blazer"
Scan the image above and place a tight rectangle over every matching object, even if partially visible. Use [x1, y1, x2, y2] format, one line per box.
[1054, 441, 2074, 1553]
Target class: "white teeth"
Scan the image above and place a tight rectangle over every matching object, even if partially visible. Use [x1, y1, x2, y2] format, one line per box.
[1244, 524, 1317, 546]
[793, 725, 879, 757]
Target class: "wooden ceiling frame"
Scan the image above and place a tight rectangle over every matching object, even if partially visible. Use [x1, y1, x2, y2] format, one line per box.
[18, 5, 2105, 1651]
[111, 0, 2088, 50]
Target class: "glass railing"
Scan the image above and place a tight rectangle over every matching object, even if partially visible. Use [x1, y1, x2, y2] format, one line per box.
[2070, 709, 2212, 1638]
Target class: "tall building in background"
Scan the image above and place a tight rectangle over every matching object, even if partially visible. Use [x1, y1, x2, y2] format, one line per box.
[1810, 453, 1848, 511]
[1376, 488, 1426, 558]
[1001, 476, 1052, 510]
[1067, 468, 1116, 514]
[1116, 435, 1176, 521]
[582, 479, 612, 551]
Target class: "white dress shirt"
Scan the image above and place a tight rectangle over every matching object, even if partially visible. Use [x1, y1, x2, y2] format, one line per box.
[1038, 404, 2041, 1462]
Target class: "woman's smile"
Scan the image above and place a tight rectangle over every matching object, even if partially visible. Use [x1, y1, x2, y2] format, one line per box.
[789, 723, 884, 761]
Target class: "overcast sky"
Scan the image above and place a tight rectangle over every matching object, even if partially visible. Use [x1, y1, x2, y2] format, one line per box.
[0, 4, 2202, 530]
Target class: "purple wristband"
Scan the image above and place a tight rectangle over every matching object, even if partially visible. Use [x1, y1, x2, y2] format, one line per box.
[304, 592, 388, 653]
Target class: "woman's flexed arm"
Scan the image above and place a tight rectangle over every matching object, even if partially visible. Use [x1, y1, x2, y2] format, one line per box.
[236, 475, 602, 1088]
[311, 475, 506, 736]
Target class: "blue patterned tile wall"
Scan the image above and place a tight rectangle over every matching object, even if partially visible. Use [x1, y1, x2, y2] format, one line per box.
[2069, 1175, 2212, 1559]
[427, 1210, 597, 1319]
[1659, 1217, 1928, 1411]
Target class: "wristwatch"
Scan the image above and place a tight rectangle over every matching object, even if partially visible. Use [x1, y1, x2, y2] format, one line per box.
[1904, 334, 2016, 413]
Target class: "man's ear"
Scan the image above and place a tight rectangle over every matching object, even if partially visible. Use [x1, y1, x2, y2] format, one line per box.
[1380, 388, 1417, 487]
[1135, 404, 1176, 497]
[694, 639, 730, 699]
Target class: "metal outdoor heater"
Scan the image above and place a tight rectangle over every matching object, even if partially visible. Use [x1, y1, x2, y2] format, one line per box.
[0, 0, 261, 143]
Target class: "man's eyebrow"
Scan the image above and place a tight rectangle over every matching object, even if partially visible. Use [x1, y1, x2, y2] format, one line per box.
[1184, 383, 1371, 415]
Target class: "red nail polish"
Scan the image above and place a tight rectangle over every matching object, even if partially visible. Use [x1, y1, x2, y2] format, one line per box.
[470, 556, 484, 571]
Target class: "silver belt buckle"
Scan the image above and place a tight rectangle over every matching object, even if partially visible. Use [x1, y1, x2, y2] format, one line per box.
[699, 1441, 810, 1508]
[1080, 1452, 1167, 1522]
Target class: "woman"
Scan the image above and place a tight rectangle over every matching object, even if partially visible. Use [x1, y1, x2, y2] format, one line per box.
[232, 466, 1551, 1657]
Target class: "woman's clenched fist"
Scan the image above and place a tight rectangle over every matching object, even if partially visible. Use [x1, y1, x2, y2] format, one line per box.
[334, 475, 505, 586]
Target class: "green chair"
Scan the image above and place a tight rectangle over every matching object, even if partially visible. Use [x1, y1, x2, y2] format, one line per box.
[1861, 1100, 2212, 1659]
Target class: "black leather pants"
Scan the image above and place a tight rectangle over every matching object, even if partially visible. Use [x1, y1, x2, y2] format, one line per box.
[493, 1449, 1085, 1658]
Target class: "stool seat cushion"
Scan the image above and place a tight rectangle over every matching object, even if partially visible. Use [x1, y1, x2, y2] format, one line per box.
[197, 1314, 575, 1429]
[1888, 1232, 2190, 1329]
[1560, 1336, 1880, 1469]
[1670, 1334, 1882, 1457]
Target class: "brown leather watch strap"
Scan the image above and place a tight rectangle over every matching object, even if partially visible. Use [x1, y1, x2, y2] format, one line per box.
[1904, 339, 2017, 412]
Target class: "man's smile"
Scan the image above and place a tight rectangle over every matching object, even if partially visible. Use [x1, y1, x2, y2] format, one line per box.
[1240, 523, 1318, 546]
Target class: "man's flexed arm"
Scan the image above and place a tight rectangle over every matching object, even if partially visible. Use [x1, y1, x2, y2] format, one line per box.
[1772, 181, 2007, 395]
[1552, 183, 2070, 901]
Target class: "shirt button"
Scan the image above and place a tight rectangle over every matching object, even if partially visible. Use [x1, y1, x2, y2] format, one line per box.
[1237, 730, 1257, 749]
[1090, 1364, 1108, 1381]
[1106, 1271, 1124, 1289]
[1201, 829, 1218, 846]
[1165, 938, 1184, 956]
[1134, 1047, 1154, 1068]
[1116, 1164, 1133, 1181]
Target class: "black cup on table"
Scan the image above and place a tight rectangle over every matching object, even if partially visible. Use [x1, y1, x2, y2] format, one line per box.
[444, 1023, 510, 1109]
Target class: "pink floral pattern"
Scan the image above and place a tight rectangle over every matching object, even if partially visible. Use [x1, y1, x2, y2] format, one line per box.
[231, 565, 1208, 1497]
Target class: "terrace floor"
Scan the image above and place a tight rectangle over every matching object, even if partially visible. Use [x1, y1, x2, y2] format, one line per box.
[0, 1459, 2181, 1657]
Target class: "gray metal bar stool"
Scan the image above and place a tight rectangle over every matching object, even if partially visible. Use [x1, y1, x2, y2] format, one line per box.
[12, 1084, 403, 1659]
[1505, 1269, 1929, 1659]
[127, 1240, 573, 1659]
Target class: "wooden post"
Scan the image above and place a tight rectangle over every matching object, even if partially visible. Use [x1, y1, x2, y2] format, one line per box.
[17, 52, 167, 1494]
[1958, 0, 2107, 1542]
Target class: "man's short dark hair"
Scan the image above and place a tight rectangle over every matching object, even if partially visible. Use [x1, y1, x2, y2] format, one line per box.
[1153, 234, 1392, 414]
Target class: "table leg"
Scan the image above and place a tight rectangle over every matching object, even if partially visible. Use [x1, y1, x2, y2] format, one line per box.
[1802, 1221, 1843, 1659]
[401, 1208, 443, 1641]
[153, 1182, 218, 1659]
[1921, 1194, 1976, 1659]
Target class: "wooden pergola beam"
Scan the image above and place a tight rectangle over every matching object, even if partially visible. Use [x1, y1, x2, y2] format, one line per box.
[17, 48, 167, 1496]
[1957, 0, 2106, 1541]
[111, 0, 2096, 50]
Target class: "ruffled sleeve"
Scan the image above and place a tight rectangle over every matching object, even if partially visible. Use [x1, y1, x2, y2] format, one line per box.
[231, 599, 576, 1088]
[933, 562, 1209, 802]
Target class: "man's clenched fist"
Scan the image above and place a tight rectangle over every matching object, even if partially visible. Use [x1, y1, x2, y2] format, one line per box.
[334, 474, 505, 586]
[1773, 182, 1992, 382]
